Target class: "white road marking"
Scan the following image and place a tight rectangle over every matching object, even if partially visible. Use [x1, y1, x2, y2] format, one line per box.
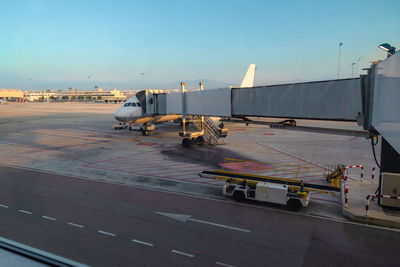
[0, 204, 9, 208]
[98, 230, 116, 237]
[156, 212, 251, 233]
[216, 261, 236, 267]
[18, 210, 32, 215]
[68, 222, 84, 228]
[190, 217, 250, 233]
[171, 250, 194, 258]
[42, 216, 56, 221]
[131, 239, 154, 247]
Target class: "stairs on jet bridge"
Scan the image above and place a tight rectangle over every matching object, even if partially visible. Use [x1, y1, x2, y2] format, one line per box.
[187, 115, 227, 145]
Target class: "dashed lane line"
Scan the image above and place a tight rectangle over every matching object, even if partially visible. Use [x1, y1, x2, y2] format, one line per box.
[216, 261, 236, 267]
[98, 230, 116, 237]
[5, 203, 249, 266]
[171, 249, 194, 258]
[68, 222, 84, 228]
[131, 239, 154, 247]
[18, 209, 32, 215]
[42, 216, 57, 221]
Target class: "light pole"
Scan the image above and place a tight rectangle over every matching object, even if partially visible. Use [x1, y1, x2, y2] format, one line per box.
[357, 56, 362, 77]
[351, 63, 356, 78]
[141, 73, 145, 89]
[87, 75, 91, 91]
[29, 78, 32, 91]
[379, 43, 396, 58]
[337, 42, 343, 79]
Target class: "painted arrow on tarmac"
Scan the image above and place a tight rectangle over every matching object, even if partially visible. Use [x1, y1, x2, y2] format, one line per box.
[155, 212, 251, 233]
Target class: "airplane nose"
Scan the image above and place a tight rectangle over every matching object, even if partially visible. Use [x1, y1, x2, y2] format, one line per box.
[114, 116, 126, 122]
[114, 108, 126, 122]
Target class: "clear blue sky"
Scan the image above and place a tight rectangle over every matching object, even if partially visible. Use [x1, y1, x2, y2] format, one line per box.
[0, 0, 399, 90]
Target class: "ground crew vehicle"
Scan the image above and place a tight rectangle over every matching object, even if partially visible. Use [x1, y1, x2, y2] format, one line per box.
[200, 161, 342, 211]
[223, 181, 310, 211]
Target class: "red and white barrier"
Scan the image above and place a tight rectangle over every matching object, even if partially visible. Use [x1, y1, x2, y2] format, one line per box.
[371, 166, 376, 180]
[366, 194, 400, 216]
[344, 175, 349, 208]
[344, 165, 364, 180]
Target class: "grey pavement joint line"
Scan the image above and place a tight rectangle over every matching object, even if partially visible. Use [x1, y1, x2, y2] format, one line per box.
[68, 222, 84, 228]
[42, 216, 57, 221]
[171, 249, 194, 258]
[131, 239, 154, 247]
[98, 230, 116, 237]
[216, 262, 236, 267]
[0, 204, 9, 208]
[18, 209, 32, 215]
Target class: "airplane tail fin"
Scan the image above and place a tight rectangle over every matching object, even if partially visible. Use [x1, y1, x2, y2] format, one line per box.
[240, 64, 256, 87]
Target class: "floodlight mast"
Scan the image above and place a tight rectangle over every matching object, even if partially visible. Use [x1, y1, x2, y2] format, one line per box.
[357, 56, 362, 76]
[337, 42, 343, 79]
[379, 43, 396, 57]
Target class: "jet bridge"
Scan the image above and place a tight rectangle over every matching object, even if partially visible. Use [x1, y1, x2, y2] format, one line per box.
[231, 78, 362, 122]
[146, 78, 363, 122]
[145, 53, 400, 206]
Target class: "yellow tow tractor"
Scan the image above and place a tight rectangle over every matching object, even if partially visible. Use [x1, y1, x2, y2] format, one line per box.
[200, 159, 342, 211]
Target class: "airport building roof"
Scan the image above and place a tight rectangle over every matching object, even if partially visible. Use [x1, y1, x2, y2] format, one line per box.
[0, 89, 24, 99]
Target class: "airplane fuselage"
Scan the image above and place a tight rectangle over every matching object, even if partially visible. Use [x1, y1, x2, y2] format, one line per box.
[114, 96, 181, 124]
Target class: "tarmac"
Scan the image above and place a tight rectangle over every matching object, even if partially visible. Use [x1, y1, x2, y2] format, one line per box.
[2, 165, 399, 266]
[0, 102, 399, 228]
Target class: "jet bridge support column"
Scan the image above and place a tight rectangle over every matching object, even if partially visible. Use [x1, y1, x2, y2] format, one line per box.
[381, 138, 400, 174]
[199, 82, 204, 131]
[367, 52, 400, 208]
[181, 82, 187, 134]
[377, 138, 400, 208]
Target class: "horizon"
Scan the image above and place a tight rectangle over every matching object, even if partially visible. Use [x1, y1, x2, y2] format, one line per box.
[1, 0, 399, 90]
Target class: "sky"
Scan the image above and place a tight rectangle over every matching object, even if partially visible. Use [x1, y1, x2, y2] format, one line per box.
[0, 0, 399, 90]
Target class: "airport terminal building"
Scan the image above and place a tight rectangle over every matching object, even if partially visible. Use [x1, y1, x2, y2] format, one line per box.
[0, 89, 24, 100]
[24, 88, 127, 102]
[58, 88, 127, 102]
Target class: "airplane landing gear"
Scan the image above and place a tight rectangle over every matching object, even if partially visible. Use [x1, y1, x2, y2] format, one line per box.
[142, 129, 150, 136]
[126, 123, 155, 136]
[141, 123, 155, 136]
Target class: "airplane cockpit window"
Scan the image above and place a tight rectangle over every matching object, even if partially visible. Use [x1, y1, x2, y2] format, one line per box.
[131, 103, 137, 107]
[123, 102, 131, 107]
[136, 102, 141, 107]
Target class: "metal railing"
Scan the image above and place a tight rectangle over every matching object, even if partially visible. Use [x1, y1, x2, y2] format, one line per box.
[188, 115, 224, 145]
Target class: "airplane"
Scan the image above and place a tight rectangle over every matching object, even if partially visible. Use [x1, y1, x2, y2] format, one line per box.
[112, 90, 182, 135]
[113, 64, 256, 135]
[0, 99, 8, 104]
